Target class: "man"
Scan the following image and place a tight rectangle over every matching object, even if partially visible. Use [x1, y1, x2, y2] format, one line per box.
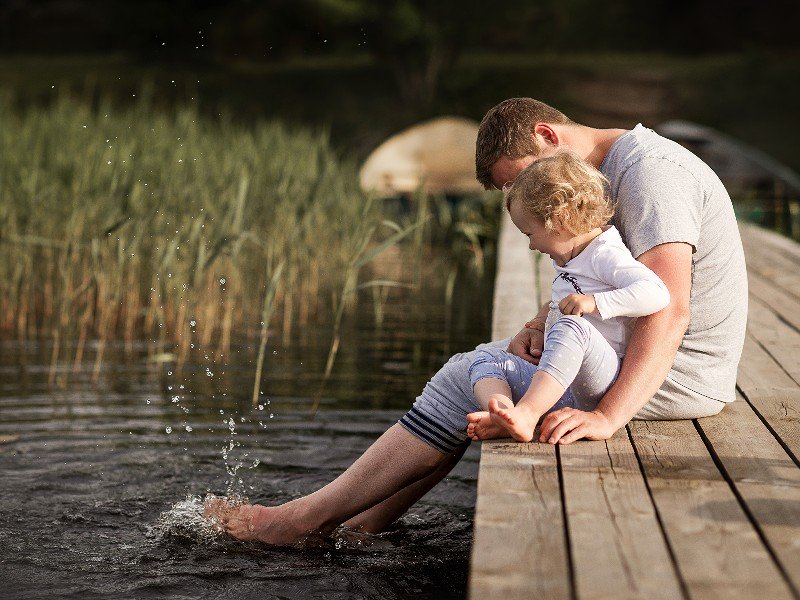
[205, 98, 747, 545]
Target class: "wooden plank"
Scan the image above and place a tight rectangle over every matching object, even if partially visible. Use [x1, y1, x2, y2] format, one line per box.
[469, 440, 570, 600]
[696, 397, 800, 593]
[746, 295, 800, 386]
[747, 269, 800, 333]
[736, 334, 800, 462]
[491, 209, 540, 340]
[737, 334, 797, 394]
[559, 429, 682, 599]
[629, 419, 794, 599]
[740, 226, 800, 300]
[741, 223, 800, 323]
[740, 221, 800, 264]
[472, 207, 570, 600]
[744, 250, 800, 303]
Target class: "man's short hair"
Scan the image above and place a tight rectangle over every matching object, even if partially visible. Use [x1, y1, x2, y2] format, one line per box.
[475, 98, 573, 190]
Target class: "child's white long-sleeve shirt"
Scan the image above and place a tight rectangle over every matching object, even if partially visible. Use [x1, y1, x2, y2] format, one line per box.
[545, 225, 670, 356]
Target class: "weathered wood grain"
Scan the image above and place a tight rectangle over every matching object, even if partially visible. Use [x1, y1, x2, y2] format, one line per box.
[740, 225, 800, 303]
[471, 219, 800, 598]
[629, 419, 794, 599]
[696, 397, 800, 593]
[736, 334, 800, 462]
[559, 429, 681, 599]
[469, 440, 570, 600]
[746, 295, 800, 386]
[491, 209, 540, 340]
[746, 269, 800, 333]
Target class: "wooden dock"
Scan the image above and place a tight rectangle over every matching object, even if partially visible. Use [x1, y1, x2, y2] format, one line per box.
[469, 211, 800, 599]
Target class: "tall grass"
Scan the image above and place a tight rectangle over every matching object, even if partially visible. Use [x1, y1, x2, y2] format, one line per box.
[0, 91, 417, 380]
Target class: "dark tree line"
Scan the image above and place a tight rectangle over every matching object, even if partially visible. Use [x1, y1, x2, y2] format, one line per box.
[2, 0, 797, 57]
[1, 0, 797, 112]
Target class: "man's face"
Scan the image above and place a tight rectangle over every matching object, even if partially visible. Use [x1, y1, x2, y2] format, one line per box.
[489, 145, 559, 190]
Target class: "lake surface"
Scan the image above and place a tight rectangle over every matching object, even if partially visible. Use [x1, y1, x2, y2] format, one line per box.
[0, 265, 493, 599]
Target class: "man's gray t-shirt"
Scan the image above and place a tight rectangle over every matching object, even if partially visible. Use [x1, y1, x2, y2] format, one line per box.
[600, 124, 747, 403]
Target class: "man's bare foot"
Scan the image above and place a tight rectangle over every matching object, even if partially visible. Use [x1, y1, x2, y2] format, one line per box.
[203, 496, 317, 546]
[488, 397, 540, 443]
[466, 411, 509, 440]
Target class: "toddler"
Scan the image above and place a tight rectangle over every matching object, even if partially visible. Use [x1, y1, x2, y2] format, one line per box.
[467, 151, 670, 443]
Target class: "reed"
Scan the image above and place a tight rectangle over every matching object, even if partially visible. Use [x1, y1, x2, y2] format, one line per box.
[0, 92, 499, 393]
[0, 93, 391, 368]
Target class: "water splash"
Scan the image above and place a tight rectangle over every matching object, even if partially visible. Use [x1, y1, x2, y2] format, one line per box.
[149, 494, 223, 544]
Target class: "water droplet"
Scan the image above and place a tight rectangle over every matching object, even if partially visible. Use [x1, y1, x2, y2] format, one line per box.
[258, 404, 264, 410]
[219, 278, 226, 284]
[185, 425, 193, 433]
[190, 320, 196, 327]
[165, 426, 172, 434]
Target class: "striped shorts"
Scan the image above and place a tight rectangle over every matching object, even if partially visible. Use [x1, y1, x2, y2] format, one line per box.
[398, 339, 510, 454]
[398, 330, 725, 454]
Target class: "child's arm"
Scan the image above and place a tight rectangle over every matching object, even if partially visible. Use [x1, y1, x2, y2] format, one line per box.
[589, 244, 671, 319]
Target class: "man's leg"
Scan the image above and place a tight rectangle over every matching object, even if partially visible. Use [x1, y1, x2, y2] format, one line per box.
[343, 440, 470, 533]
[205, 339, 511, 545]
[206, 423, 451, 545]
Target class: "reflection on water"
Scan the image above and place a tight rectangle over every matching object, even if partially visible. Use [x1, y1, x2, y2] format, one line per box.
[0, 265, 491, 599]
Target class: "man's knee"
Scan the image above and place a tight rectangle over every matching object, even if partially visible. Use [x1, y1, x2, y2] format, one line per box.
[468, 348, 514, 387]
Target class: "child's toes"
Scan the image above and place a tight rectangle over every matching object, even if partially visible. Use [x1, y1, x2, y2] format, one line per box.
[496, 408, 513, 422]
[467, 411, 488, 423]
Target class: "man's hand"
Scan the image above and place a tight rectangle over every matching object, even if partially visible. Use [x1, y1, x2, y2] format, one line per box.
[538, 407, 616, 444]
[558, 293, 597, 317]
[507, 324, 545, 365]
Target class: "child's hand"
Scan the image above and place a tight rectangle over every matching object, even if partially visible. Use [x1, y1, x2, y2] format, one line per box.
[558, 293, 597, 317]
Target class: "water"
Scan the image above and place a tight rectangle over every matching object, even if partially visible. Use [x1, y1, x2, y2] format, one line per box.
[0, 268, 491, 599]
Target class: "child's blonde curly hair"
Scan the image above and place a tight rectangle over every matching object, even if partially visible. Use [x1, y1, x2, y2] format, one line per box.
[505, 150, 614, 235]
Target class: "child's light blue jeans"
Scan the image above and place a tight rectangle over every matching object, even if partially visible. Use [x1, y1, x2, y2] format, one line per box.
[468, 315, 622, 412]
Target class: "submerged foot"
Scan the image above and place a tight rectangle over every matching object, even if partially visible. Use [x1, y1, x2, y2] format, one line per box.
[203, 497, 316, 547]
[466, 408, 511, 440]
[488, 397, 539, 443]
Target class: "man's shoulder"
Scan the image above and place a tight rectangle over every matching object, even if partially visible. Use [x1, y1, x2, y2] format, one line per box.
[603, 124, 708, 183]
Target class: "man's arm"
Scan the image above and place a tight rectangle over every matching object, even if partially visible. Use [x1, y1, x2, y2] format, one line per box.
[538, 242, 693, 444]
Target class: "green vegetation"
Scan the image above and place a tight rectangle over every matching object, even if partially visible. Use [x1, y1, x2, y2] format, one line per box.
[0, 91, 498, 385]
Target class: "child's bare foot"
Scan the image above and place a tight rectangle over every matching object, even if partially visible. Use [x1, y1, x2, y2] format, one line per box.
[203, 496, 318, 546]
[466, 411, 509, 440]
[488, 397, 540, 443]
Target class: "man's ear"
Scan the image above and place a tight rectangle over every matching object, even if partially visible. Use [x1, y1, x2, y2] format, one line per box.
[533, 123, 559, 147]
